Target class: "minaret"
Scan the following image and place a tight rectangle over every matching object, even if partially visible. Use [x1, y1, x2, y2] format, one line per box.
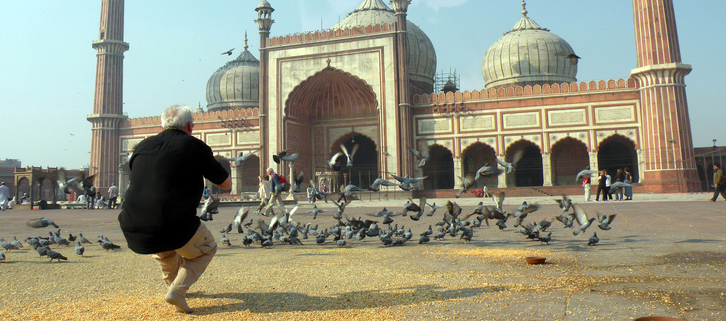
[256, 0, 274, 174]
[390, 0, 412, 176]
[88, 0, 129, 192]
[630, 0, 698, 192]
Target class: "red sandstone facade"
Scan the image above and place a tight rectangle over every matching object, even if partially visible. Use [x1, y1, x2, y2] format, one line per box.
[94, 0, 700, 195]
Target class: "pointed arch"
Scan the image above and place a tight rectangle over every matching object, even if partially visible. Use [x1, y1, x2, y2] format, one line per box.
[461, 142, 498, 188]
[329, 133, 378, 190]
[506, 140, 543, 187]
[551, 137, 589, 185]
[597, 134, 638, 179]
[422, 144, 454, 189]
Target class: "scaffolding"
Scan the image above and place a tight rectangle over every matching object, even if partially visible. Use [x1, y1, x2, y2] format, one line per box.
[433, 68, 460, 93]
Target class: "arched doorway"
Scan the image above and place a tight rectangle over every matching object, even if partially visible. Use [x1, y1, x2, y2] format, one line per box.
[16, 177, 30, 203]
[462, 142, 498, 188]
[39, 177, 54, 201]
[422, 144, 454, 189]
[212, 156, 232, 195]
[330, 133, 378, 190]
[239, 154, 260, 193]
[551, 137, 589, 186]
[597, 135, 638, 181]
[506, 140, 543, 187]
[285, 66, 379, 183]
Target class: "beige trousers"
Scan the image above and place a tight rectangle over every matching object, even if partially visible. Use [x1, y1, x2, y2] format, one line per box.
[152, 223, 217, 296]
[263, 193, 287, 216]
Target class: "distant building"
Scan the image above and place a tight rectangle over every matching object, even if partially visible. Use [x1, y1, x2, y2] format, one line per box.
[92, 0, 700, 195]
[0, 159, 21, 199]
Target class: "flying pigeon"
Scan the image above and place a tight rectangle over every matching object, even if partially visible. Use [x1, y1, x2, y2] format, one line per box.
[556, 52, 581, 65]
[221, 235, 231, 247]
[575, 167, 599, 182]
[408, 147, 430, 168]
[608, 181, 633, 194]
[456, 173, 476, 198]
[597, 213, 617, 230]
[327, 151, 344, 171]
[272, 150, 300, 164]
[221, 48, 234, 56]
[26, 217, 60, 228]
[474, 163, 503, 181]
[340, 143, 359, 167]
[390, 174, 427, 191]
[224, 148, 260, 166]
[368, 176, 397, 191]
[496, 150, 524, 173]
[572, 204, 596, 236]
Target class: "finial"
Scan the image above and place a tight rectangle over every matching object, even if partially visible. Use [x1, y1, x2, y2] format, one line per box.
[326, 58, 331, 67]
[521, 1, 528, 16]
[244, 31, 249, 51]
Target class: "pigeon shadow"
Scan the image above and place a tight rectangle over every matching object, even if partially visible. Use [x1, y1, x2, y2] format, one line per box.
[189, 284, 504, 315]
[673, 239, 722, 244]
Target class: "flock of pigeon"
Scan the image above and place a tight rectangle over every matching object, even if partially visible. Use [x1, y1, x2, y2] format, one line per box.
[205, 188, 617, 251]
[0, 217, 122, 263]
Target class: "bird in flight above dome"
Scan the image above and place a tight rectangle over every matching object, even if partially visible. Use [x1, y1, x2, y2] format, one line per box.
[220, 48, 235, 56]
[557, 52, 581, 65]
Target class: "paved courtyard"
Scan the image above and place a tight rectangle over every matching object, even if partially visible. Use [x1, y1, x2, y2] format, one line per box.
[0, 192, 724, 320]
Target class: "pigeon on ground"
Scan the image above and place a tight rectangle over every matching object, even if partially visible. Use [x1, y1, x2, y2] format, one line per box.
[11, 237, 23, 249]
[1, 238, 19, 251]
[390, 174, 427, 191]
[588, 232, 599, 246]
[75, 241, 85, 256]
[98, 237, 121, 251]
[538, 232, 552, 245]
[46, 249, 68, 262]
[220, 224, 232, 234]
[336, 239, 346, 247]
[418, 234, 430, 244]
[78, 233, 92, 244]
[408, 147, 430, 168]
[575, 167, 599, 182]
[597, 213, 617, 230]
[0, 252, 5, 262]
[34, 244, 49, 257]
[221, 235, 231, 247]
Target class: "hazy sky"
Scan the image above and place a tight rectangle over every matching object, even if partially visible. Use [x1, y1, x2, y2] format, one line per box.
[1, 0, 723, 169]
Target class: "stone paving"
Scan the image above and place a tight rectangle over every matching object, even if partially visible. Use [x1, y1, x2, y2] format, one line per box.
[0, 192, 724, 320]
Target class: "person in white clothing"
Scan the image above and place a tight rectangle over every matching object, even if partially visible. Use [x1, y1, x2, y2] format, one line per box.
[0, 182, 9, 211]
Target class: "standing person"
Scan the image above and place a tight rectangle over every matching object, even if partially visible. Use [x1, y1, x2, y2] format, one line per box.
[263, 167, 288, 216]
[254, 174, 271, 214]
[595, 171, 608, 201]
[623, 167, 633, 200]
[118, 105, 231, 314]
[0, 182, 9, 211]
[582, 176, 592, 202]
[202, 186, 210, 200]
[86, 186, 96, 210]
[710, 164, 726, 202]
[108, 183, 119, 209]
[614, 169, 624, 201]
[306, 184, 315, 203]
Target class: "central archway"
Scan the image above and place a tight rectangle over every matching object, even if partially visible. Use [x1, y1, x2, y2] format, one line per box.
[462, 142, 498, 188]
[422, 144, 454, 189]
[284, 66, 380, 184]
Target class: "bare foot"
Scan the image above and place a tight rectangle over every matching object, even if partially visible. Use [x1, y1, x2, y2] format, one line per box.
[165, 291, 193, 313]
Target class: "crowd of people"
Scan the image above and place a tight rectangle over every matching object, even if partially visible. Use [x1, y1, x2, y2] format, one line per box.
[584, 167, 634, 202]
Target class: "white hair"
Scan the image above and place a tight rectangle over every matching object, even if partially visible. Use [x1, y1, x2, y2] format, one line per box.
[266, 167, 274, 173]
[161, 105, 193, 130]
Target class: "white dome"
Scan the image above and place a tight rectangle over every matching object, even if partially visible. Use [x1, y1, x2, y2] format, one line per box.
[482, 15, 578, 89]
[206, 48, 260, 110]
[333, 0, 436, 89]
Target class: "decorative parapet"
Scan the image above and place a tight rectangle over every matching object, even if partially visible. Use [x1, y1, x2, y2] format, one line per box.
[412, 78, 637, 105]
[123, 108, 259, 127]
[266, 23, 396, 47]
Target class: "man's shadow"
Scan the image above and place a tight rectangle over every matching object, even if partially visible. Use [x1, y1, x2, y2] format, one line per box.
[189, 284, 505, 315]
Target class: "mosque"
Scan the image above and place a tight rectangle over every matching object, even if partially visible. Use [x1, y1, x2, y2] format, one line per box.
[88, 0, 700, 196]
